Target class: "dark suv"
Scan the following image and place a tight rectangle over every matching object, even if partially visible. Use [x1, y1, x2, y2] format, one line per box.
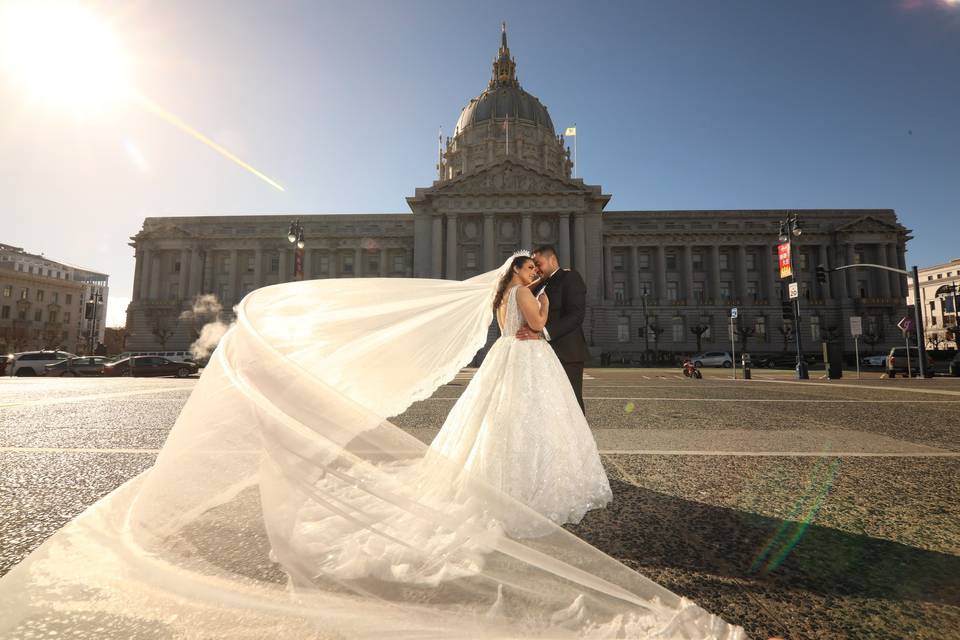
[886, 346, 934, 378]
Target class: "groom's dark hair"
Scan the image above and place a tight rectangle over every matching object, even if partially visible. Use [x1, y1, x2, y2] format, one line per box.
[532, 244, 556, 258]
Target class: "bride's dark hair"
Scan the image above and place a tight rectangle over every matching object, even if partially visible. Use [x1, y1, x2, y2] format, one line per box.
[493, 255, 532, 313]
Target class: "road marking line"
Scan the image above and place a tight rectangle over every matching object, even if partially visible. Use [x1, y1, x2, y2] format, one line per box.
[599, 450, 960, 457]
[0, 446, 162, 454]
[750, 378, 960, 397]
[421, 397, 960, 403]
[0, 386, 195, 409]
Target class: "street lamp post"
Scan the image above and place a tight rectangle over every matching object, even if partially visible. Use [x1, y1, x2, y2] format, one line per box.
[287, 219, 305, 280]
[778, 213, 808, 380]
[86, 289, 103, 354]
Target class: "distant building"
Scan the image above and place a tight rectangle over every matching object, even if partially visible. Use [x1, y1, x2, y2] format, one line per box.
[906, 258, 960, 350]
[125, 27, 911, 361]
[0, 243, 109, 354]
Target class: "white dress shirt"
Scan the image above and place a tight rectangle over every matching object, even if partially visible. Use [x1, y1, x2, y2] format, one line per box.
[539, 268, 560, 341]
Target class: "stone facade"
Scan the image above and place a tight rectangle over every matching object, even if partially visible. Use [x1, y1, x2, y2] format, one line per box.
[0, 243, 109, 354]
[124, 28, 912, 361]
[906, 258, 960, 350]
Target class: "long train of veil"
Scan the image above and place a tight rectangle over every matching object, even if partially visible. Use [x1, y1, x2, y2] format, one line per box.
[0, 257, 744, 639]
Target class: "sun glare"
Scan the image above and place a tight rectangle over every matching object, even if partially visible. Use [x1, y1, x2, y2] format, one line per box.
[0, 2, 131, 111]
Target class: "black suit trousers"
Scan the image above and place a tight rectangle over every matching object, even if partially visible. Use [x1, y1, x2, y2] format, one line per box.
[562, 361, 585, 415]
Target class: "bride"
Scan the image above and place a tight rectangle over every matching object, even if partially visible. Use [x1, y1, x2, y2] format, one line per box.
[428, 251, 612, 531]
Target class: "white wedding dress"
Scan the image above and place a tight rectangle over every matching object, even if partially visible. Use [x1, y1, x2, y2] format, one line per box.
[429, 285, 612, 532]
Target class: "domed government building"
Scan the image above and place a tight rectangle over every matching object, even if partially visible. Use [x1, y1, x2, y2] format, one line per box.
[127, 26, 911, 363]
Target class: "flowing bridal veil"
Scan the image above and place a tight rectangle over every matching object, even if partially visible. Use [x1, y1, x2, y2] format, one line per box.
[0, 257, 744, 639]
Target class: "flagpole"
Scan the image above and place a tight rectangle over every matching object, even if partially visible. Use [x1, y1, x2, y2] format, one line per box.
[438, 127, 443, 179]
[573, 122, 577, 178]
[505, 117, 509, 156]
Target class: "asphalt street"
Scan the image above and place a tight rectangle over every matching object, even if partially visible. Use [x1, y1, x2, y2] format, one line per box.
[1, 368, 958, 639]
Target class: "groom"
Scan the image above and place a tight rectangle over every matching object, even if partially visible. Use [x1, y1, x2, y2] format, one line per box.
[516, 245, 589, 414]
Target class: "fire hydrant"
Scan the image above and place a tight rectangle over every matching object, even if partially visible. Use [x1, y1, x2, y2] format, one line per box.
[742, 353, 752, 380]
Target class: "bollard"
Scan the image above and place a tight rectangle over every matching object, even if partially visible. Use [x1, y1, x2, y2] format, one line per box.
[742, 353, 752, 380]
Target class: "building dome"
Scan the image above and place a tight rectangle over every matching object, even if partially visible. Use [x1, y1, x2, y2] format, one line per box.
[454, 24, 555, 135]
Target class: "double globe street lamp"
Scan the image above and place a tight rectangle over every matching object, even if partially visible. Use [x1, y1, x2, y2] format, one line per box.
[287, 219, 305, 280]
[778, 213, 809, 380]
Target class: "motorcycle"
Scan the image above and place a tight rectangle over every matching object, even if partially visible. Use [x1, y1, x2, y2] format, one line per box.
[682, 359, 702, 379]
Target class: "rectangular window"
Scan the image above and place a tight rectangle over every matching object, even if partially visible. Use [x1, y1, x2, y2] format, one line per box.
[798, 253, 809, 270]
[52, 292, 59, 303]
[747, 281, 759, 302]
[719, 252, 729, 270]
[672, 320, 684, 342]
[174, 261, 181, 273]
[49, 311, 58, 323]
[1, 306, 9, 319]
[270, 254, 280, 273]
[612, 253, 624, 270]
[2, 285, 9, 297]
[613, 281, 626, 301]
[745, 253, 756, 271]
[665, 252, 677, 271]
[64, 312, 70, 323]
[393, 255, 405, 273]
[247, 256, 255, 273]
[367, 255, 379, 274]
[666, 281, 679, 301]
[221, 255, 230, 274]
[692, 281, 705, 303]
[169, 283, 179, 299]
[755, 316, 766, 337]
[465, 251, 477, 269]
[639, 281, 652, 297]
[692, 252, 704, 271]
[343, 255, 354, 274]
[810, 316, 821, 342]
[319, 254, 330, 274]
[857, 280, 868, 298]
[20, 288, 28, 300]
[617, 317, 630, 343]
[37, 290, 44, 302]
[638, 253, 650, 269]
[720, 281, 732, 301]
[34, 310, 43, 322]
[66, 294, 72, 305]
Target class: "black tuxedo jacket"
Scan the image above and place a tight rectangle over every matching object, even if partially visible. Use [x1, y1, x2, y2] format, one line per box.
[534, 268, 589, 363]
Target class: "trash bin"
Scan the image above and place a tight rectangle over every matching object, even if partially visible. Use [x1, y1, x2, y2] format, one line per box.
[823, 341, 843, 379]
[742, 353, 752, 380]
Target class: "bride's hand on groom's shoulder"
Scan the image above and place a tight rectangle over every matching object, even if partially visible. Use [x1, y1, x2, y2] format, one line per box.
[515, 324, 543, 341]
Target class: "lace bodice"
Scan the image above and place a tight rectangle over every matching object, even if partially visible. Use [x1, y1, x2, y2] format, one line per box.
[497, 286, 526, 336]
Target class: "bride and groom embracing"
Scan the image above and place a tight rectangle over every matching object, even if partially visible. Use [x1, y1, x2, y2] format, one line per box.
[429, 244, 612, 528]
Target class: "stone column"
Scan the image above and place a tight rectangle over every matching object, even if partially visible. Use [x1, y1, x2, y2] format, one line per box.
[229, 248, 239, 303]
[574, 213, 586, 275]
[178, 248, 190, 301]
[445, 214, 457, 279]
[432, 216, 443, 278]
[253, 246, 263, 290]
[379, 248, 388, 277]
[656, 245, 667, 303]
[736, 245, 748, 302]
[844, 243, 855, 298]
[278, 248, 287, 282]
[884, 243, 897, 299]
[710, 245, 721, 304]
[133, 247, 147, 300]
[483, 213, 496, 270]
[303, 247, 312, 280]
[558, 213, 571, 267]
[684, 245, 695, 304]
[603, 245, 614, 300]
[761, 244, 774, 303]
[521, 213, 532, 249]
[328, 249, 337, 278]
[818, 244, 830, 299]
[354, 247, 363, 278]
[630, 245, 641, 301]
[149, 253, 160, 300]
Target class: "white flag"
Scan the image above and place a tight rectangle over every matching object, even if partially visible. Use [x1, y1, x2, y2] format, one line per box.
[564, 127, 576, 136]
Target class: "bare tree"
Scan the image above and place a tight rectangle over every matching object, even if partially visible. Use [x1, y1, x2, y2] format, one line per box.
[737, 325, 756, 353]
[862, 331, 882, 354]
[777, 325, 794, 353]
[147, 311, 175, 350]
[690, 325, 709, 353]
[928, 334, 943, 351]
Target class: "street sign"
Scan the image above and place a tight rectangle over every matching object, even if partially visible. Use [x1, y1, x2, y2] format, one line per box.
[778, 242, 792, 279]
[850, 316, 863, 337]
[788, 282, 799, 300]
[897, 316, 914, 334]
[730, 307, 738, 319]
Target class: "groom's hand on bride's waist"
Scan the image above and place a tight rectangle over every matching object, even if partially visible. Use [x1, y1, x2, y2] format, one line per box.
[515, 325, 543, 341]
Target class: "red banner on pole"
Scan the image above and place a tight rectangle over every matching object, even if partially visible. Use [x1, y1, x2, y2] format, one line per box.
[778, 242, 792, 279]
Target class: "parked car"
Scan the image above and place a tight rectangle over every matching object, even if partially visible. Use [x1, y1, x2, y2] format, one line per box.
[44, 356, 111, 377]
[756, 353, 820, 369]
[861, 354, 888, 367]
[886, 346, 934, 377]
[104, 355, 199, 378]
[111, 350, 196, 363]
[690, 351, 733, 368]
[9, 350, 76, 376]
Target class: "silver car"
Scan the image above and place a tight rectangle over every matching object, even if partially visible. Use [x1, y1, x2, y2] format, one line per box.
[9, 350, 76, 376]
[690, 351, 733, 368]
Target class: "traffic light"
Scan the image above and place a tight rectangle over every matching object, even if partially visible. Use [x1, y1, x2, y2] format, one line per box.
[781, 300, 793, 320]
[816, 264, 827, 284]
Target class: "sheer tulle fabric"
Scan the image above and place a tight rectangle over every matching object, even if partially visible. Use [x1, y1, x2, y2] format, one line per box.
[0, 260, 744, 639]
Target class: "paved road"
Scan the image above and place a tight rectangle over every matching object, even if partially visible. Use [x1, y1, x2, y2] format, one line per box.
[1, 369, 958, 639]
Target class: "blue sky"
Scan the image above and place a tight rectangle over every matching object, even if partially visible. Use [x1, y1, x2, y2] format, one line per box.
[1, 0, 957, 326]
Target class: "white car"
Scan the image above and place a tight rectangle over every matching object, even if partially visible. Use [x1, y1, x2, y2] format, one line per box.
[690, 351, 733, 368]
[9, 350, 77, 376]
[861, 354, 887, 367]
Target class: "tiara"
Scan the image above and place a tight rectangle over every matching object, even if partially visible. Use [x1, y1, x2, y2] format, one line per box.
[511, 249, 532, 259]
